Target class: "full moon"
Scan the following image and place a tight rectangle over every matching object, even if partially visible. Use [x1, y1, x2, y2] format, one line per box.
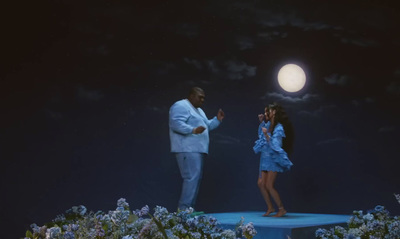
[277, 64, 306, 92]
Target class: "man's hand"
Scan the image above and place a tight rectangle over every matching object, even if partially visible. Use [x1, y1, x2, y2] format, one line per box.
[193, 126, 206, 134]
[217, 108, 225, 122]
[258, 114, 264, 123]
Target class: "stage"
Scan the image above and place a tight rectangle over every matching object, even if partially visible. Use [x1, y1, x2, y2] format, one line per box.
[208, 211, 350, 239]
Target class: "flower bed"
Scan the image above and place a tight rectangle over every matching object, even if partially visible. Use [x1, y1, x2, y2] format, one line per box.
[315, 194, 400, 239]
[23, 198, 257, 239]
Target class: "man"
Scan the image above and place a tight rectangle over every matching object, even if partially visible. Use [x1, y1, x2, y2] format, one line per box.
[169, 87, 224, 211]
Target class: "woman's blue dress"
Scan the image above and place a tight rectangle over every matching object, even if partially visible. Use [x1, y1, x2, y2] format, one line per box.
[253, 122, 293, 174]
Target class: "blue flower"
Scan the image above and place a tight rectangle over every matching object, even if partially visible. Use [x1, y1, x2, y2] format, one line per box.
[110, 208, 130, 225]
[347, 228, 362, 237]
[46, 227, 61, 239]
[63, 231, 75, 239]
[345, 234, 358, 239]
[66, 205, 87, 216]
[241, 222, 257, 238]
[208, 216, 218, 226]
[210, 232, 222, 238]
[221, 229, 236, 239]
[30, 223, 40, 234]
[23, 198, 258, 239]
[134, 205, 149, 217]
[172, 224, 187, 235]
[363, 213, 374, 221]
[186, 217, 199, 229]
[71, 224, 79, 231]
[374, 205, 385, 212]
[117, 198, 130, 208]
[154, 206, 169, 219]
[395, 194, 400, 204]
[189, 232, 202, 239]
[53, 214, 66, 223]
[315, 228, 327, 237]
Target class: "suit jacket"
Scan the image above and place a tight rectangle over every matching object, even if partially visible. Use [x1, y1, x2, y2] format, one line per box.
[169, 99, 221, 153]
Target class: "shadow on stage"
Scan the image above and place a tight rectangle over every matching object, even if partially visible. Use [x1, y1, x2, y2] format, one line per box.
[208, 211, 350, 239]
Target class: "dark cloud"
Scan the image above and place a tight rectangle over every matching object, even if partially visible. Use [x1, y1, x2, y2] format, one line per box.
[175, 23, 200, 37]
[395, 69, 400, 77]
[324, 74, 351, 86]
[263, 92, 319, 103]
[44, 109, 64, 120]
[183, 58, 256, 80]
[206, 60, 220, 74]
[316, 137, 354, 146]
[184, 58, 203, 70]
[378, 126, 396, 133]
[86, 45, 111, 56]
[76, 86, 104, 101]
[225, 1, 334, 30]
[154, 63, 178, 76]
[147, 106, 168, 114]
[386, 81, 400, 95]
[235, 36, 255, 50]
[298, 104, 337, 118]
[364, 97, 375, 103]
[351, 98, 376, 107]
[257, 31, 288, 42]
[212, 133, 242, 145]
[339, 36, 379, 47]
[224, 60, 257, 80]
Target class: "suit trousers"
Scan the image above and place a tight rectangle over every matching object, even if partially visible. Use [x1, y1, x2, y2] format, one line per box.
[175, 152, 205, 210]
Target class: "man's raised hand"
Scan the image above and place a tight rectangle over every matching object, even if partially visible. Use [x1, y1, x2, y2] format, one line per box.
[217, 109, 225, 122]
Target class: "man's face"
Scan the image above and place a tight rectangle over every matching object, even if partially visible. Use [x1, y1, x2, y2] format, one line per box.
[190, 90, 205, 108]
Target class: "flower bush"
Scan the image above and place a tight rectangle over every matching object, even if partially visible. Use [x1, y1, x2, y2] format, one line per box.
[315, 194, 400, 239]
[23, 198, 257, 239]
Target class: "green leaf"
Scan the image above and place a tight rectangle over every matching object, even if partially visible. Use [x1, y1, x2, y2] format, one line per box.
[44, 221, 56, 228]
[102, 223, 109, 234]
[148, 214, 168, 239]
[127, 213, 138, 223]
[25, 230, 33, 238]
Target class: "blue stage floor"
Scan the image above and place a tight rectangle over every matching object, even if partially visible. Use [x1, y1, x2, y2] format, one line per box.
[208, 211, 351, 239]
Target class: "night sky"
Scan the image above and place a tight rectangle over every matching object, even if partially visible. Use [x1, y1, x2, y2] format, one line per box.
[2, 0, 400, 238]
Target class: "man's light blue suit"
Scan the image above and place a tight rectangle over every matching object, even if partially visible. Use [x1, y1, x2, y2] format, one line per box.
[169, 99, 221, 210]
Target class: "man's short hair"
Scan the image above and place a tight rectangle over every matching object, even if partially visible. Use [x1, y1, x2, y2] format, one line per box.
[189, 87, 204, 96]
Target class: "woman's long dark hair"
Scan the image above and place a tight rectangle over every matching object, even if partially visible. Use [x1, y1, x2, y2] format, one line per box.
[269, 102, 294, 155]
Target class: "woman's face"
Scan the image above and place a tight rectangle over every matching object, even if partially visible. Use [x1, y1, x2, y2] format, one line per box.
[264, 107, 270, 121]
[269, 108, 276, 119]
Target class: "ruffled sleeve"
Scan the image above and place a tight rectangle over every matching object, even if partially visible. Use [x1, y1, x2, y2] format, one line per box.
[253, 121, 269, 154]
[268, 123, 293, 171]
[269, 123, 286, 152]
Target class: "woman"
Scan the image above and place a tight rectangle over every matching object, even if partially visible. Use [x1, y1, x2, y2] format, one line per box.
[253, 103, 293, 217]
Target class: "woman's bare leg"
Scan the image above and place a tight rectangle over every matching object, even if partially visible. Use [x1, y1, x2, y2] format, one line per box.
[258, 171, 275, 216]
[265, 171, 286, 217]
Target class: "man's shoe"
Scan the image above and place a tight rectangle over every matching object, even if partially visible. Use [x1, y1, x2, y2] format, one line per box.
[190, 211, 205, 217]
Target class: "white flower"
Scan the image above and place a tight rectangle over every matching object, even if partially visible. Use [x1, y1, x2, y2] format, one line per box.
[363, 213, 374, 221]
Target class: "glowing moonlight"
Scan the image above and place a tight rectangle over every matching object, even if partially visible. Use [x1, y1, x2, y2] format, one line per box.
[277, 64, 306, 92]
